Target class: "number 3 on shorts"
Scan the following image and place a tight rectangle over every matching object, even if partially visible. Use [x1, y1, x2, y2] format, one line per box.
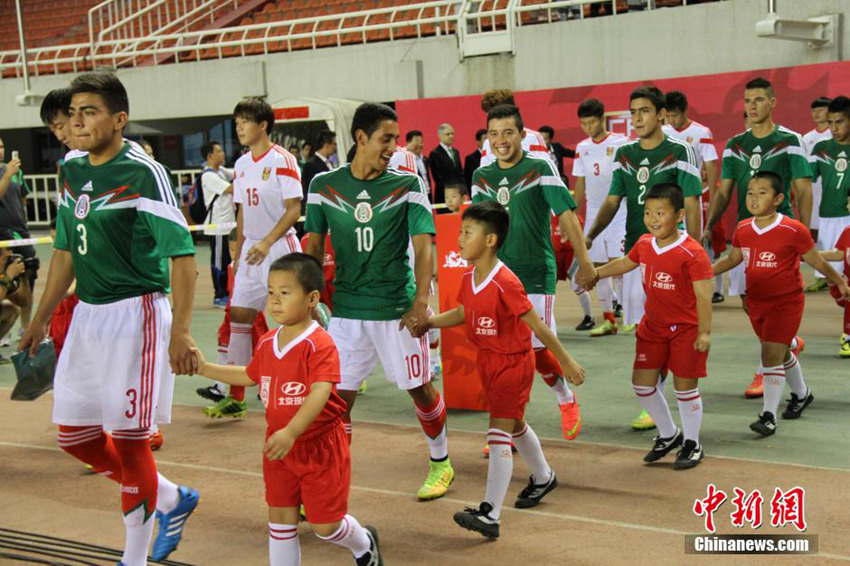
[125, 388, 137, 419]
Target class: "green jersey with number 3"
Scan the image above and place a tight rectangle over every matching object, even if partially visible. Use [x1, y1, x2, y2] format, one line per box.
[809, 138, 850, 218]
[55, 144, 195, 304]
[304, 165, 435, 321]
[609, 136, 702, 252]
[471, 152, 576, 295]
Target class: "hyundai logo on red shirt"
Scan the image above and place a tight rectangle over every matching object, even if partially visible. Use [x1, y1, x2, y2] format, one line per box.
[655, 272, 673, 283]
[478, 316, 495, 328]
[759, 252, 776, 261]
[281, 382, 307, 396]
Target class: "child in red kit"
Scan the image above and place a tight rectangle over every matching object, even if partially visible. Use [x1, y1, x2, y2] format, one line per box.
[714, 172, 850, 435]
[821, 224, 850, 357]
[414, 201, 585, 539]
[593, 183, 714, 469]
[301, 231, 335, 310]
[192, 253, 383, 566]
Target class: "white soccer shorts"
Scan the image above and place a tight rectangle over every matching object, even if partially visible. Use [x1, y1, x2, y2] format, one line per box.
[622, 268, 646, 326]
[816, 216, 850, 277]
[729, 262, 746, 296]
[231, 234, 301, 311]
[585, 205, 626, 263]
[528, 294, 558, 350]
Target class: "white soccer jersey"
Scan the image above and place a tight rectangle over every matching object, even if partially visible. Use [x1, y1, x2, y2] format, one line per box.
[480, 128, 551, 168]
[233, 145, 302, 241]
[389, 146, 417, 174]
[802, 127, 832, 154]
[662, 121, 718, 170]
[572, 132, 629, 209]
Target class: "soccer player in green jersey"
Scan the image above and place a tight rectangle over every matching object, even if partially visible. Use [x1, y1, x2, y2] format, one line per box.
[471, 104, 590, 440]
[304, 103, 454, 501]
[702, 77, 812, 399]
[19, 72, 200, 564]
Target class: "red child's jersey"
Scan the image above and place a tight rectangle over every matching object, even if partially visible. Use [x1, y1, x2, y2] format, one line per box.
[627, 233, 713, 327]
[457, 261, 534, 355]
[218, 264, 269, 347]
[834, 225, 850, 277]
[550, 212, 584, 254]
[246, 322, 347, 436]
[731, 214, 815, 299]
[300, 233, 336, 311]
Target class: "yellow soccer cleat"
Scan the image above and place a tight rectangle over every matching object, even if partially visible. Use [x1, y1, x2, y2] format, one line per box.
[417, 459, 454, 501]
[840, 337, 850, 359]
[589, 320, 618, 337]
[631, 409, 656, 431]
[621, 323, 637, 334]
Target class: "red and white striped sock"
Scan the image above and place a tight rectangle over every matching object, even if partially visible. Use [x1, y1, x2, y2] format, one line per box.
[57, 425, 122, 481]
[316, 514, 371, 559]
[112, 429, 158, 566]
[269, 523, 300, 566]
[414, 393, 448, 461]
[762, 365, 786, 416]
[675, 388, 703, 445]
[228, 322, 253, 366]
[512, 423, 551, 484]
[535, 349, 574, 405]
[782, 354, 808, 398]
[633, 384, 677, 438]
[484, 428, 513, 520]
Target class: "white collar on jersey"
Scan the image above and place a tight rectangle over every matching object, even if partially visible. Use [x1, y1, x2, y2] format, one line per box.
[751, 213, 784, 235]
[472, 261, 504, 295]
[273, 321, 319, 359]
[651, 231, 688, 255]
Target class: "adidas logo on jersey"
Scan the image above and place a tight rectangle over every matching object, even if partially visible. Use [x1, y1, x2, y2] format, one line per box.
[82, 180, 93, 192]
[357, 190, 370, 200]
[753, 146, 762, 153]
[499, 177, 509, 186]
[840, 151, 847, 157]
[640, 158, 650, 165]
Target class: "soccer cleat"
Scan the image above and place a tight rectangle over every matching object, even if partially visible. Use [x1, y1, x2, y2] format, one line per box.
[575, 315, 595, 331]
[792, 335, 805, 358]
[357, 380, 368, 395]
[355, 526, 384, 566]
[711, 292, 725, 304]
[744, 373, 764, 398]
[150, 431, 164, 451]
[196, 384, 225, 403]
[781, 391, 814, 420]
[212, 297, 228, 309]
[613, 301, 623, 319]
[559, 398, 582, 440]
[674, 440, 704, 470]
[515, 471, 558, 508]
[643, 429, 683, 462]
[805, 278, 828, 293]
[589, 320, 618, 337]
[151, 486, 199, 560]
[620, 323, 637, 333]
[750, 411, 777, 436]
[841, 338, 850, 359]
[417, 459, 454, 501]
[453, 502, 500, 539]
[631, 409, 656, 431]
[202, 397, 247, 419]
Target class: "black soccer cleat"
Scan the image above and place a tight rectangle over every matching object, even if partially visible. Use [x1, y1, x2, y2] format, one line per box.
[515, 471, 558, 509]
[781, 391, 813, 420]
[454, 502, 500, 539]
[196, 384, 225, 403]
[613, 301, 623, 319]
[750, 411, 777, 436]
[575, 316, 595, 331]
[355, 526, 383, 566]
[644, 429, 683, 462]
[674, 439, 704, 470]
[711, 292, 725, 304]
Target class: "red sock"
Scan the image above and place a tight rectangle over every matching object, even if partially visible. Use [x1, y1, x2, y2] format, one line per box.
[112, 429, 158, 520]
[341, 414, 352, 445]
[535, 349, 563, 387]
[844, 303, 850, 335]
[603, 311, 616, 324]
[57, 425, 123, 483]
[230, 386, 245, 402]
[414, 392, 447, 439]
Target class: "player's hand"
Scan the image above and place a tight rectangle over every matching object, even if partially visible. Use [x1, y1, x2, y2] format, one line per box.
[18, 321, 47, 357]
[400, 299, 429, 336]
[559, 353, 585, 386]
[2, 158, 21, 179]
[245, 239, 271, 265]
[189, 347, 207, 374]
[700, 228, 712, 249]
[694, 332, 711, 353]
[576, 262, 598, 290]
[264, 428, 297, 460]
[839, 281, 850, 302]
[169, 329, 198, 375]
[4, 257, 24, 280]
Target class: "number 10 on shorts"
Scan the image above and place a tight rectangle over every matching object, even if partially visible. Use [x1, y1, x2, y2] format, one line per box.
[405, 354, 422, 380]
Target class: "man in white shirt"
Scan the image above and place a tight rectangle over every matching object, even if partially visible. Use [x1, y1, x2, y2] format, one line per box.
[405, 130, 431, 186]
[199, 140, 235, 308]
[803, 96, 833, 292]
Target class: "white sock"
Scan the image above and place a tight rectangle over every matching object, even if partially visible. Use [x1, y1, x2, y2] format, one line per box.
[762, 365, 786, 416]
[597, 277, 614, 312]
[316, 515, 371, 559]
[485, 429, 513, 520]
[547, 376, 575, 405]
[269, 523, 300, 566]
[715, 274, 724, 295]
[512, 423, 551, 483]
[156, 473, 180, 514]
[228, 322, 253, 366]
[658, 374, 668, 395]
[613, 275, 624, 303]
[675, 388, 703, 445]
[783, 354, 808, 398]
[633, 384, 677, 438]
[121, 506, 156, 566]
[575, 289, 592, 317]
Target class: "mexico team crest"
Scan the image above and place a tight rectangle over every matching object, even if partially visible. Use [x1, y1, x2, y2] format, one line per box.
[262, 167, 271, 180]
[497, 186, 510, 205]
[607, 146, 614, 156]
[748, 154, 762, 169]
[355, 202, 373, 223]
[836, 157, 847, 173]
[636, 167, 650, 184]
[74, 194, 91, 219]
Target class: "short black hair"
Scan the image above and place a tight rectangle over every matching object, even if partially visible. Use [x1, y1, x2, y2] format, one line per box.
[233, 97, 275, 135]
[301, 141, 313, 151]
[289, 145, 299, 153]
[406, 130, 423, 143]
[538, 125, 555, 138]
[316, 129, 336, 149]
[486, 104, 524, 132]
[40, 88, 71, 126]
[201, 140, 220, 161]
[630, 86, 665, 112]
[445, 183, 466, 195]
[745, 77, 774, 97]
[827, 95, 850, 119]
[750, 171, 783, 195]
[351, 103, 397, 143]
[811, 96, 832, 109]
[475, 128, 487, 142]
[577, 98, 604, 119]
[70, 72, 129, 115]
[645, 183, 684, 212]
[269, 252, 325, 294]
[665, 91, 688, 113]
[462, 200, 510, 250]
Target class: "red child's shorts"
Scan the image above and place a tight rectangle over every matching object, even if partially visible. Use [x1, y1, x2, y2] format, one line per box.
[477, 350, 535, 419]
[746, 292, 804, 345]
[634, 320, 707, 379]
[264, 420, 349, 523]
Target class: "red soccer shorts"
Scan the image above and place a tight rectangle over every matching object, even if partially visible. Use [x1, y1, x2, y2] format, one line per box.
[264, 420, 349, 524]
[634, 320, 707, 379]
[711, 223, 727, 255]
[746, 292, 804, 345]
[555, 247, 575, 282]
[476, 350, 535, 420]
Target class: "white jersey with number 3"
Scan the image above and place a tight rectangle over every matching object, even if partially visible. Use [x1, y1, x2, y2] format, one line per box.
[233, 145, 302, 240]
[572, 132, 629, 209]
[480, 128, 551, 168]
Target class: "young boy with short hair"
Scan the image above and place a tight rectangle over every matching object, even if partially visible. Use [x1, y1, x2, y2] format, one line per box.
[443, 183, 467, 214]
[821, 225, 850, 357]
[714, 171, 850, 435]
[414, 200, 585, 539]
[593, 183, 714, 469]
[191, 253, 383, 566]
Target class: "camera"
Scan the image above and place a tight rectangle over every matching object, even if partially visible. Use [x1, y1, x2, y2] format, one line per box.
[4, 253, 38, 276]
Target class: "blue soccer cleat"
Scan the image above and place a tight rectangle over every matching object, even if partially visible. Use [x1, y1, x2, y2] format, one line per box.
[151, 486, 199, 560]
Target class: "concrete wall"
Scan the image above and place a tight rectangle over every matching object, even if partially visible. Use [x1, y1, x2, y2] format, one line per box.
[1, 0, 846, 129]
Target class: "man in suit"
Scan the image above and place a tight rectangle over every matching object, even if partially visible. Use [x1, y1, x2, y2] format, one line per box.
[405, 130, 431, 187]
[539, 125, 576, 186]
[428, 123, 463, 205]
[464, 128, 487, 189]
[299, 129, 337, 235]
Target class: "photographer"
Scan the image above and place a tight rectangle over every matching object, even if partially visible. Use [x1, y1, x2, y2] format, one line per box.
[0, 238, 26, 363]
